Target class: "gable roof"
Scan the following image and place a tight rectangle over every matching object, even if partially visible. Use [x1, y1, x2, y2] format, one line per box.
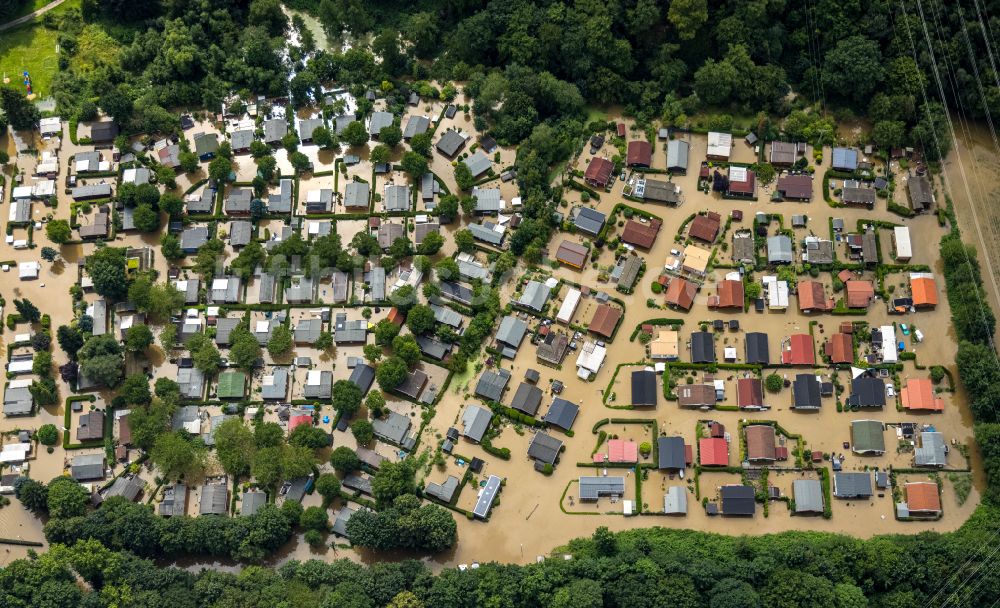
[689, 214, 720, 242]
[657, 436, 686, 470]
[665, 278, 697, 310]
[902, 378, 944, 411]
[834, 472, 872, 498]
[847, 376, 886, 408]
[589, 304, 621, 338]
[797, 280, 833, 312]
[543, 397, 579, 430]
[510, 383, 543, 416]
[464, 150, 492, 177]
[678, 384, 716, 407]
[700, 437, 728, 465]
[782, 334, 815, 365]
[621, 219, 661, 249]
[690, 331, 715, 363]
[631, 370, 657, 406]
[910, 274, 939, 307]
[737, 378, 765, 409]
[824, 333, 853, 364]
[626, 140, 652, 166]
[461, 404, 493, 442]
[793, 479, 824, 513]
[712, 279, 744, 309]
[915, 431, 946, 466]
[905, 481, 941, 512]
[767, 235, 793, 263]
[573, 207, 606, 236]
[555, 240, 589, 267]
[527, 431, 563, 464]
[846, 280, 875, 308]
[777, 174, 813, 199]
[745, 425, 776, 460]
[851, 419, 885, 454]
[792, 374, 822, 408]
[475, 368, 511, 401]
[721, 485, 756, 515]
[584, 157, 613, 186]
[745, 332, 770, 364]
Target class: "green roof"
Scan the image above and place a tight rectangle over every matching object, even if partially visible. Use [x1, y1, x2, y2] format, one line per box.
[217, 371, 246, 399]
[851, 420, 885, 454]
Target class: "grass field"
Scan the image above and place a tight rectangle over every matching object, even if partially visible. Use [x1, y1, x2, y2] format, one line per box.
[5, 0, 54, 22]
[0, 23, 61, 98]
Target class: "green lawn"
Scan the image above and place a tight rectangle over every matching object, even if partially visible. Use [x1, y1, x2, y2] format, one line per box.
[0, 23, 60, 97]
[6, 0, 54, 22]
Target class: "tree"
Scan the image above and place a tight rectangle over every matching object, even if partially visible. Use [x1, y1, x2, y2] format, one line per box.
[416, 231, 443, 255]
[312, 126, 334, 148]
[400, 151, 427, 181]
[409, 132, 432, 156]
[389, 284, 417, 313]
[379, 124, 402, 148]
[230, 327, 263, 371]
[387, 592, 425, 608]
[667, 0, 708, 41]
[406, 304, 435, 335]
[129, 279, 184, 323]
[135, 183, 161, 207]
[765, 373, 784, 393]
[332, 379, 363, 418]
[160, 193, 185, 217]
[159, 324, 177, 350]
[57, 325, 84, 359]
[161, 234, 184, 260]
[85, 247, 129, 300]
[376, 356, 409, 391]
[179, 151, 199, 173]
[823, 36, 883, 106]
[46, 476, 90, 519]
[41, 247, 59, 262]
[316, 473, 341, 503]
[290, 151, 312, 173]
[454, 229, 475, 253]
[592, 526, 617, 556]
[31, 331, 50, 352]
[0, 86, 41, 131]
[267, 325, 293, 358]
[454, 163, 474, 190]
[32, 350, 52, 376]
[436, 195, 459, 223]
[300, 506, 329, 531]
[124, 324, 154, 353]
[872, 120, 906, 150]
[37, 424, 58, 446]
[14, 478, 48, 513]
[370, 144, 391, 165]
[14, 298, 40, 323]
[288, 424, 329, 449]
[46, 220, 72, 244]
[315, 331, 333, 350]
[351, 419, 374, 446]
[341, 121, 368, 147]
[79, 335, 124, 387]
[371, 460, 415, 507]
[209, 156, 232, 183]
[330, 446, 361, 474]
[191, 339, 222, 375]
[363, 344, 383, 363]
[214, 418, 256, 477]
[150, 432, 207, 481]
[374, 319, 402, 345]
[120, 373, 152, 406]
[392, 335, 421, 367]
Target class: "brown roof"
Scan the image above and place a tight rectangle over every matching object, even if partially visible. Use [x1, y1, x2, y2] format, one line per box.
[728, 168, 756, 195]
[905, 482, 941, 513]
[555, 240, 588, 268]
[118, 414, 132, 445]
[737, 378, 764, 408]
[845, 280, 875, 308]
[689, 214, 720, 243]
[911, 276, 939, 307]
[589, 304, 622, 338]
[798, 280, 833, 312]
[711, 280, 744, 309]
[824, 333, 853, 364]
[620, 219, 661, 249]
[745, 425, 776, 461]
[626, 140, 652, 166]
[777, 174, 813, 199]
[584, 157, 613, 187]
[665, 278, 697, 310]
[678, 384, 716, 407]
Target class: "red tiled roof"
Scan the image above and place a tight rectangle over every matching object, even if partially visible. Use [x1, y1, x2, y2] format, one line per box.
[556, 240, 589, 268]
[798, 280, 833, 312]
[911, 277, 939, 307]
[906, 482, 941, 513]
[746, 425, 776, 461]
[665, 278, 697, 310]
[824, 333, 853, 364]
[700, 437, 728, 466]
[838, 269, 854, 283]
[782, 334, 815, 365]
[728, 168, 756, 195]
[845, 280, 875, 308]
[777, 174, 812, 199]
[901, 378, 945, 411]
[584, 157, 613, 187]
[712, 280, 744, 309]
[626, 140, 652, 166]
[608, 439, 638, 463]
[737, 378, 764, 408]
[621, 219, 661, 249]
[689, 214, 720, 242]
[387, 307, 405, 325]
[617, 123, 626, 137]
[589, 304, 622, 338]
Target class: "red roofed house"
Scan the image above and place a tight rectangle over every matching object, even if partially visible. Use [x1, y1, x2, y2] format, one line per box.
[607, 439, 638, 463]
[824, 333, 853, 364]
[665, 277, 697, 310]
[781, 334, 815, 365]
[700, 437, 728, 466]
[797, 280, 834, 313]
[911, 274, 939, 308]
[584, 157, 614, 188]
[387, 307, 405, 325]
[905, 481, 942, 516]
[727, 166, 756, 198]
[626, 140, 653, 167]
[709, 279, 744, 309]
[621, 218, 661, 249]
[617, 123, 626, 137]
[288, 414, 312, 433]
[745, 425, 777, 461]
[689, 212, 721, 243]
[589, 304, 622, 338]
[737, 378, 765, 410]
[845, 280, 875, 309]
[901, 378, 945, 412]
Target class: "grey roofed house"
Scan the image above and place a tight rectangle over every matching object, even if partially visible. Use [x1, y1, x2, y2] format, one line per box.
[331, 506, 356, 537]
[908, 174, 934, 210]
[283, 476, 314, 502]
[528, 431, 563, 465]
[475, 367, 512, 401]
[268, 179, 293, 213]
[3, 383, 33, 416]
[832, 147, 859, 171]
[396, 369, 428, 400]
[414, 219, 440, 245]
[631, 370, 657, 406]
[573, 207, 606, 236]
[851, 420, 885, 454]
[344, 181, 370, 209]
[473, 474, 502, 519]
[640, 178, 681, 204]
[690, 331, 715, 363]
[187, 187, 216, 214]
[793, 479, 824, 513]
[579, 476, 626, 501]
[664, 486, 688, 514]
[425, 475, 459, 502]
[123, 206, 139, 232]
[294, 318, 324, 344]
[803, 237, 834, 264]
[377, 222, 405, 249]
[98, 474, 144, 504]
[263, 119, 288, 144]
[224, 188, 252, 214]
[72, 183, 113, 201]
[210, 276, 241, 303]
[305, 189, 333, 213]
[462, 404, 493, 442]
[431, 304, 464, 328]
[334, 114, 354, 135]
[458, 258, 490, 281]
[215, 317, 240, 346]
[253, 318, 280, 344]
[834, 471, 873, 498]
[384, 184, 411, 211]
[230, 129, 254, 152]
[667, 140, 690, 172]
[194, 132, 219, 159]
[658, 436, 686, 470]
[177, 278, 200, 304]
[720, 485, 756, 516]
[421, 173, 439, 201]
[158, 483, 187, 517]
[543, 397, 579, 431]
[847, 376, 886, 408]
[745, 332, 770, 364]
[285, 276, 314, 303]
[200, 482, 228, 515]
[618, 256, 643, 290]
[770, 141, 797, 165]
[372, 411, 414, 448]
[177, 367, 205, 399]
[261, 367, 289, 400]
[9, 199, 30, 224]
[77, 410, 105, 441]
[123, 167, 151, 185]
[403, 115, 430, 139]
[472, 187, 502, 214]
[368, 266, 386, 301]
[204, 414, 234, 446]
[303, 370, 333, 400]
[172, 405, 199, 432]
[75, 151, 101, 171]
[842, 186, 876, 206]
[792, 374, 822, 409]
[241, 490, 267, 515]
[861, 232, 878, 264]
[463, 150, 492, 177]
[71, 454, 105, 481]
[349, 364, 375, 395]
[334, 313, 367, 344]
[469, 222, 504, 246]
[415, 335, 450, 360]
[330, 270, 349, 302]
[767, 235, 794, 264]
[90, 120, 119, 142]
[356, 447, 385, 470]
[915, 431, 947, 467]
[440, 281, 474, 305]
[299, 118, 325, 142]
[369, 111, 394, 137]
[229, 221, 252, 247]
[496, 315, 528, 349]
[437, 129, 466, 156]
[510, 382, 543, 416]
[518, 281, 551, 312]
